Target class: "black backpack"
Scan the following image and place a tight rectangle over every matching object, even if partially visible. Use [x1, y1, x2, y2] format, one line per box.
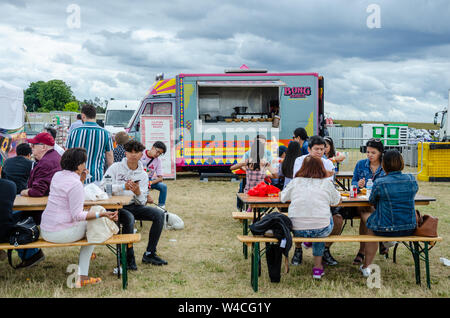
[7, 217, 40, 269]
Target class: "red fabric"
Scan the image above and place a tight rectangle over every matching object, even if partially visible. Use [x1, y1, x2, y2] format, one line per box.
[247, 181, 280, 197]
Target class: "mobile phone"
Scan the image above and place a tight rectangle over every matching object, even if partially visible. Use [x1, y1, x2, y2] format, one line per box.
[133, 180, 141, 183]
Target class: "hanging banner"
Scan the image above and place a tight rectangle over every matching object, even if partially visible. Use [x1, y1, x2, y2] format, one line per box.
[140, 115, 176, 179]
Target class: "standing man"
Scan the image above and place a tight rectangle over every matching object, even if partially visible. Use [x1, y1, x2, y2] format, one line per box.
[293, 127, 309, 156]
[44, 126, 65, 156]
[68, 114, 83, 134]
[66, 105, 114, 184]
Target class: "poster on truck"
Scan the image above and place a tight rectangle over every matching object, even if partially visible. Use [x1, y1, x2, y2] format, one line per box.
[140, 115, 176, 179]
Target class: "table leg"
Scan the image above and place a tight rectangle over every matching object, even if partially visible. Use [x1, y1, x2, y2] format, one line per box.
[412, 242, 421, 286]
[251, 242, 260, 292]
[243, 220, 248, 259]
[121, 243, 128, 289]
[116, 244, 121, 280]
[424, 242, 431, 289]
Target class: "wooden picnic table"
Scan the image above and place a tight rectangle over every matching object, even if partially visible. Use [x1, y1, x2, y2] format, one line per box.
[13, 195, 133, 211]
[237, 192, 436, 209]
[335, 171, 353, 191]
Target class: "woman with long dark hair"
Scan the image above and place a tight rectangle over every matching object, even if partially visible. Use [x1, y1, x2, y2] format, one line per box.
[280, 141, 302, 188]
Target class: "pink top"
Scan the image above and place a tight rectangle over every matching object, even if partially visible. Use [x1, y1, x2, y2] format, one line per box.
[40, 170, 88, 232]
[140, 150, 163, 180]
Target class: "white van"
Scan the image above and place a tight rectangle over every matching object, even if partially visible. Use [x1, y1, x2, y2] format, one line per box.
[104, 100, 141, 135]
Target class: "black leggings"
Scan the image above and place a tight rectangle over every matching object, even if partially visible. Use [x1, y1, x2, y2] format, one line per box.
[119, 204, 164, 254]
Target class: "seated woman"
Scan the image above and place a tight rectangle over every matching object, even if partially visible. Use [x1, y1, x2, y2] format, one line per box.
[359, 150, 418, 277]
[324, 136, 346, 169]
[40, 148, 118, 287]
[281, 156, 341, 280]
[351, 138, 385, 265]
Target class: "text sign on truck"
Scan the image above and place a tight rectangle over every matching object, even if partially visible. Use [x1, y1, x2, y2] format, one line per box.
[140, 115, 176, 179]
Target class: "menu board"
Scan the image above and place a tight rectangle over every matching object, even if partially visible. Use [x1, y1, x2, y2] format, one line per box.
[140, 116, 176, 179]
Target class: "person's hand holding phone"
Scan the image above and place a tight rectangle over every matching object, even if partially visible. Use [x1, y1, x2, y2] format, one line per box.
[125, 180, 141, 195]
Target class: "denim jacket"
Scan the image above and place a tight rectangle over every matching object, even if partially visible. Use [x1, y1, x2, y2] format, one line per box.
[351, 159, 385, 188]
[367, 171, 418, 232]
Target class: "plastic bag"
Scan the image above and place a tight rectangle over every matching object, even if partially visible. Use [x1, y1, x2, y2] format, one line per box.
[84, 183, 109, 201]
[248, 181, 280, 197]
[164, 212, 185, 230]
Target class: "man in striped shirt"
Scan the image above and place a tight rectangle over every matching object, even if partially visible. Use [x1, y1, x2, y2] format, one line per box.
[66, 104, 114, 184]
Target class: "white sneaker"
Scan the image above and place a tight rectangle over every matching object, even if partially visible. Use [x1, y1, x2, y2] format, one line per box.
[359, 265, 371, 277]
[382, 241, 397, 249]
[113, 266, 123, 275]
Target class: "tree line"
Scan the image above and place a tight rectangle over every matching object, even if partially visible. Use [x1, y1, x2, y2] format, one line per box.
[24, 80, 108, 113]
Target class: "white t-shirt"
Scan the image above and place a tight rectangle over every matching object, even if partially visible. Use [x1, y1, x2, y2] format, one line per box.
[53, 143, 65, 156]
[292, 154, 334, 181]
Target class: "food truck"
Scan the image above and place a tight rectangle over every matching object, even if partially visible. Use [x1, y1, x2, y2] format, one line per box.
[127, 66, 325, 177]
[0, 80, 26, 173]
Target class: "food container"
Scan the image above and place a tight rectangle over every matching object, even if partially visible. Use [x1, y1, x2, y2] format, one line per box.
[242, 118, 249, 122]
[225, 118, 233, 123]
[250, 117, 258, 122]
[234, 118, 241, 122]
[258, 117, 265, 122]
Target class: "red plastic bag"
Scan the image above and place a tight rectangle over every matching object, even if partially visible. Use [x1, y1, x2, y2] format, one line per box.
[248, 182, 280, 197]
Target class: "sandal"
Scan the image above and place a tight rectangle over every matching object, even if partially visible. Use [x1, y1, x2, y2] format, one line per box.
[75, 277, 102, 288]
[352, 252, 365, 265]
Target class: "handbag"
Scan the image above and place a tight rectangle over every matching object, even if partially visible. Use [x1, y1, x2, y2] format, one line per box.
[414, 210, 439, 237]
[7, 217, 41, 269]
[9, 217, 40, 247]
[86, 206, 119, 243]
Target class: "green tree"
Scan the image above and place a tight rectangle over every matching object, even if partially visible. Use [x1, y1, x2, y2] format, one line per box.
[24, 81, 45, 112]
[63, 101, 79, 112]
[37, 79, 76, 112]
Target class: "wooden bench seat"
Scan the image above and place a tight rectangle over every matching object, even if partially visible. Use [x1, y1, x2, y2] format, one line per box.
[1, 234, 141, 290]
[237, 234, 443, 292]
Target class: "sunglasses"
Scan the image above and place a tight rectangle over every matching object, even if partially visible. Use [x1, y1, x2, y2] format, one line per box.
[368, 138, 381, 142]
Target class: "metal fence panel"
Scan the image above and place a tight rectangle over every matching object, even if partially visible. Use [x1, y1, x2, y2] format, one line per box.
[327, 126, 363, 149]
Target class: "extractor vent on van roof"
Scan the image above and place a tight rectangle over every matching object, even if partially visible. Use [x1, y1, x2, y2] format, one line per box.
[224, 64, 267, 73]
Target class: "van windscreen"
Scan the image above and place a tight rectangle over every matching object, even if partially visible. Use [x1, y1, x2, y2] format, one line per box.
[105, 110, 135, 127]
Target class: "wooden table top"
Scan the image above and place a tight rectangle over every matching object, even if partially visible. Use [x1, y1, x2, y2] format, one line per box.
[13, 195, 133, 211]
[236, 193, 436, 208]
[336, 171, 353, 178]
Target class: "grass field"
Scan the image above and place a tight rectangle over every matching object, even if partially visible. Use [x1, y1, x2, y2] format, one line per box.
[0, 172, 448, 298]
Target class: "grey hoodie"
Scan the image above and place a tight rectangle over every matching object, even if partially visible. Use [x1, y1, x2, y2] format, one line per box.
[101, 158, 149, 206]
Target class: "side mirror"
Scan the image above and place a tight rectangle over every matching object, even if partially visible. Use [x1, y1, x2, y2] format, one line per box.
[433, 114, 438, 125]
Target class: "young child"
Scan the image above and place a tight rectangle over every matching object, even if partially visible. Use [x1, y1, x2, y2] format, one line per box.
[140, 141, 167, 209]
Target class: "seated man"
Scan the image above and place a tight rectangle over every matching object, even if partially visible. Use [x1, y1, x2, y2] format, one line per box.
[102, 140, 167, 270]
[1, 143, 33, 194]
[0, 174, 45, 268]
[15, 132, 61, 267]
[21, 132, 62, 198]
[140, 141, 168, 209]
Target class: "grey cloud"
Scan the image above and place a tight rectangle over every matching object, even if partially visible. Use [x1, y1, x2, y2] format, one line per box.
[52, 53, 75, 65]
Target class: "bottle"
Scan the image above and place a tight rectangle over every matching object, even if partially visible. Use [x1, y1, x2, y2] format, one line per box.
[104, 175, 113, 197]
[366, 178, 373, 197]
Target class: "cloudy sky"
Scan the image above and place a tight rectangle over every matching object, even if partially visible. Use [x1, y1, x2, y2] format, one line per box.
[1, 0, 450, 122]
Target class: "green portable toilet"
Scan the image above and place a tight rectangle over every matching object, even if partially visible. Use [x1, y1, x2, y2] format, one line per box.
[386, 124, 408, 146]
[372, 125, 385, 144]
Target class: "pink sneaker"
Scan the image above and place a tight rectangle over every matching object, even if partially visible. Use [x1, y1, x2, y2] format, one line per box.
[312, 267, 325, 279]
[303, 242, 312, 249]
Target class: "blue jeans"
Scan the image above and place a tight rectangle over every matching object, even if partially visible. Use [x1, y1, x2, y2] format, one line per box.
[12, 210, 39, 261]
[292, 217, 334, 257]
[150, 182, 167, 206]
